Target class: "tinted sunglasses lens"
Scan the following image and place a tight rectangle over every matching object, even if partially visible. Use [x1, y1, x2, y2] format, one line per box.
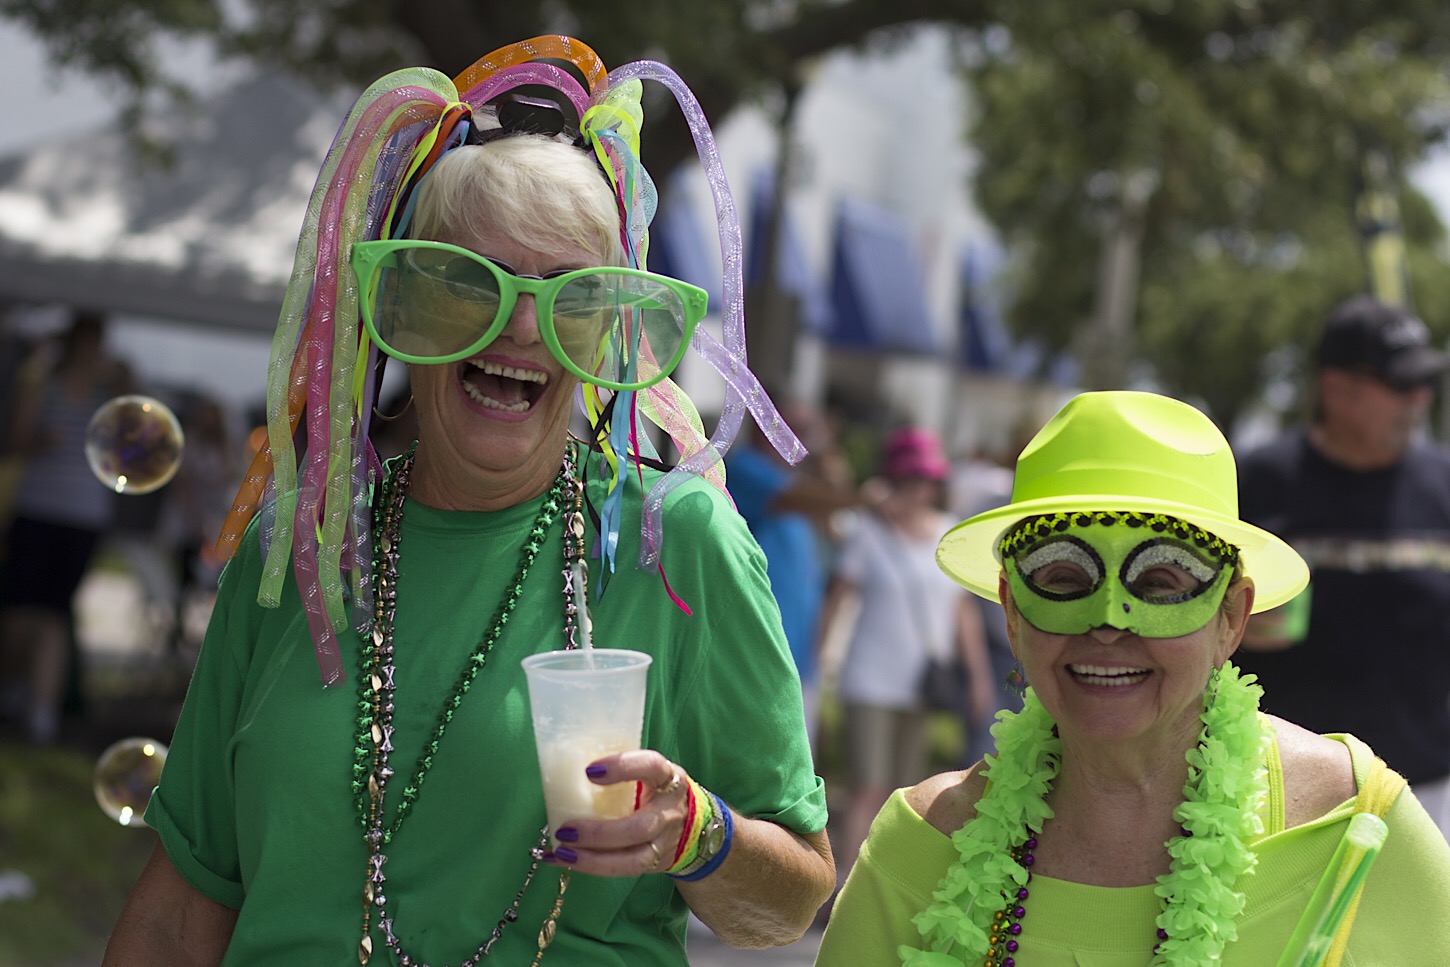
[368, 248, 504, 358]
[552, 272, 688, 385]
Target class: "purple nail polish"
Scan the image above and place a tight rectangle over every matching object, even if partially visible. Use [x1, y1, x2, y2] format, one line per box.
[585, 764, 608, 779]
[554, 846, 578, 864]
[554, 827, 579, 842]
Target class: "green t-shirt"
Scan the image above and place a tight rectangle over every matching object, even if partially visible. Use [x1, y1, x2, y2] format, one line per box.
[815, 734, 1450, 966]
[147, 461, 826, 966]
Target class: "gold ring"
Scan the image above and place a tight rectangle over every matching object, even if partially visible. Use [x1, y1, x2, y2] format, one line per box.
[655, 772, 683, 796]
[648, 841, 663, 872]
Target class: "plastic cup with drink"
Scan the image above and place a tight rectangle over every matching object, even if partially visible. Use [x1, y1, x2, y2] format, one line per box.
[522, 631, 651, 840]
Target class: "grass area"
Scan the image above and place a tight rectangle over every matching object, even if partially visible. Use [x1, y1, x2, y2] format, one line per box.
[0, 741, 154, 967]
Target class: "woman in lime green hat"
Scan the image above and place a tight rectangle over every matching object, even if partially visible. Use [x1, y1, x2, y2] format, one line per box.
[815, 390, 1450, 967]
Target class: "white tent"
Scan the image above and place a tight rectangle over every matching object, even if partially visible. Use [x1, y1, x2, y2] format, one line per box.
[0, 73, 341, 333]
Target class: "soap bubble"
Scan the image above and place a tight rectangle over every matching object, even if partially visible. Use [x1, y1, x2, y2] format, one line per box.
[84, 395, 185, 494]
[94, 737, 168, 827]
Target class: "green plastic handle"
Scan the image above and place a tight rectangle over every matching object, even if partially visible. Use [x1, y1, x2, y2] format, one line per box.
[1274, 812, 1389, 967]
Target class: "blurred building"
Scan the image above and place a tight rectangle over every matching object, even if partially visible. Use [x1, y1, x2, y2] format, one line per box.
[663, 29, 1073, 456]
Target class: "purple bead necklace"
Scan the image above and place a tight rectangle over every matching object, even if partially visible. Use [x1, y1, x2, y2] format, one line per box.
[983, 837, 1033, 967]
[983, 833, 1178, 967]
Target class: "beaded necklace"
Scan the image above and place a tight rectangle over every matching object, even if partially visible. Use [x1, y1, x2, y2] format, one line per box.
[354, 442, 587, 966]
[903, 661, 1270, 967]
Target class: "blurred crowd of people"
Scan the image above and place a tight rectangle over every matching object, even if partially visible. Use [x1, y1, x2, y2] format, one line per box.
[0, 310, 244, 744]
[723, 397, 1034, 903]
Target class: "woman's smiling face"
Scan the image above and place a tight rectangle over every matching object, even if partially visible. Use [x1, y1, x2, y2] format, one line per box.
[396, 137, 625, 511]
[998, 519, 1254, 747]
[406, 220, 597, 509]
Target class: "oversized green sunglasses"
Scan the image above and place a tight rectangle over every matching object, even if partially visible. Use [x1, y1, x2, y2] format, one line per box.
[350, 239, 709, 391]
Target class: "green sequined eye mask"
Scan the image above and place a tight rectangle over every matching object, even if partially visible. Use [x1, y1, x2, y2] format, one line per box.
[999, 512, 1240, 638]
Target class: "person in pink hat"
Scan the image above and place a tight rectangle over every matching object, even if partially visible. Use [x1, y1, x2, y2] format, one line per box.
[818, 425, 994, 890]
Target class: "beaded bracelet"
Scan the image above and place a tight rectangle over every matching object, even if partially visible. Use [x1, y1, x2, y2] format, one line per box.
[670, 792, 733, 883]
[665, 777, 711, 875]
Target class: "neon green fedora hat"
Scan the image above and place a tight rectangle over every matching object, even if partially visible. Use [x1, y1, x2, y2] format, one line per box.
[936, 390, 1308, 612]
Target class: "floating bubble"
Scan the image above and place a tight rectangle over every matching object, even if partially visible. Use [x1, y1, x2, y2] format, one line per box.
[84, 395, 185, 494]
[94, 737, 168, 827]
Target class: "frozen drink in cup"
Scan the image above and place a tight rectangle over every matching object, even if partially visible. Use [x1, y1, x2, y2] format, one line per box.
[522, 648, 652, 838]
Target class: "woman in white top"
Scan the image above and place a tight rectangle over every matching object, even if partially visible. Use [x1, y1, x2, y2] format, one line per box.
[820, 427, 993, 881]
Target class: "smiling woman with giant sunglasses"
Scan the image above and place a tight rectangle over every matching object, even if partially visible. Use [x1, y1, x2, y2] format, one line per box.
[105, 37, 832, 967]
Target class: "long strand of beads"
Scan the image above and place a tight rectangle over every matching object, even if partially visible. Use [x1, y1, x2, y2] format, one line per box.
[981, 829, 1180, 967]
[357, 448, 412, 965]
[530, 868, 571, 967]
[356, 460, 571, 844]
[984, 837, 1033, 967]
[355, 444, 580, 966]
[561, 446, 587, 651]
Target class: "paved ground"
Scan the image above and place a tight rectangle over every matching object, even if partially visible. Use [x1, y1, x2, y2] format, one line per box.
[686, 923, 823, 966]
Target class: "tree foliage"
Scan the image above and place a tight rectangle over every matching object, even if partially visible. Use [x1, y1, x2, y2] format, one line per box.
[0, 0, 990, 175]
[958, 0, 1450, 426]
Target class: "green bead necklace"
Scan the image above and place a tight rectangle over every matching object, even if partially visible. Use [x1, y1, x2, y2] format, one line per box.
[353, 442, 587, 966]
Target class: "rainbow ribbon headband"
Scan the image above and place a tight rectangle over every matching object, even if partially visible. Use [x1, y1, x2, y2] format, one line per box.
[216, 36, 804, 684]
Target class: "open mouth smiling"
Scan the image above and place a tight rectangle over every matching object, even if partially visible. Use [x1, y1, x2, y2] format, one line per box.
[460, 359, 548, 413]
[1067, 663, 1150, 687]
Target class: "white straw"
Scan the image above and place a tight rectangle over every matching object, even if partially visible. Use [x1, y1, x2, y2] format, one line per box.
[572, 560, 594, 663]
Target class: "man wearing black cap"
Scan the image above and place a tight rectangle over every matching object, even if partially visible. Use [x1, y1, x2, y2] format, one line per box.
[1237, 294, 1450, 839]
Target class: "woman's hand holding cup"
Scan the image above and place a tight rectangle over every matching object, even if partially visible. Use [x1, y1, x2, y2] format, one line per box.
[543, 749, 693, 877]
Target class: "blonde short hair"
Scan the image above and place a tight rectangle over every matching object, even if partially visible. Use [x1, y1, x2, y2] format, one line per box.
[407, 138, 625, 267]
